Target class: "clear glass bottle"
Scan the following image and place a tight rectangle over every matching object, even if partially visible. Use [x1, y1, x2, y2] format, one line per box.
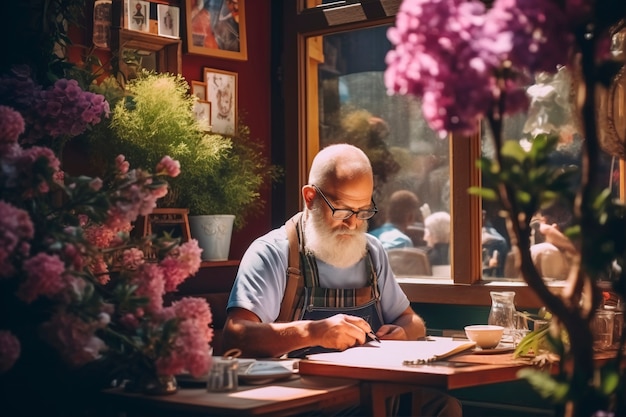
[488, 291, 517, 342]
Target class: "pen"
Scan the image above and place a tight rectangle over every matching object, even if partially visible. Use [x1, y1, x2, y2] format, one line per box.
[366, 331, 381, 343]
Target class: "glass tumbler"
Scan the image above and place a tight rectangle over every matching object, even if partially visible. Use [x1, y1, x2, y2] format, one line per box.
[591, 309, 615, 351]
[206, 356, 239, 392]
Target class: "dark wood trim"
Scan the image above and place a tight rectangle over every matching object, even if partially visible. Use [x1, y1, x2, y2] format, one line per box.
[398, 279, 564, 309]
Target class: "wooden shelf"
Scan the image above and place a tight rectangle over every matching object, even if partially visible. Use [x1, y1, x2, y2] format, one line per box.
[200, 260, 240, 268]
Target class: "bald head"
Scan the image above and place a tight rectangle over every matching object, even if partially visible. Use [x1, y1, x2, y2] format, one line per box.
[308, 144, 373, 189]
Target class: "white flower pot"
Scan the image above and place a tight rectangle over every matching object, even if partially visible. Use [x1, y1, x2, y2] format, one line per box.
[189, 215, 235, 261]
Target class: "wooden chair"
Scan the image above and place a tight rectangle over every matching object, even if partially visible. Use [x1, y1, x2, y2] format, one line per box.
[387, 248, 432, 276]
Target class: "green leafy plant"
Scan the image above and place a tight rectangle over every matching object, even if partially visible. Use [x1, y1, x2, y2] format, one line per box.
[183, 119, 283, 229]
[85, 70, 281, 230]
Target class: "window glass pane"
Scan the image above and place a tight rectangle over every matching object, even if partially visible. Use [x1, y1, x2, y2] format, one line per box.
[317, 26, 451, 278]
[481, 68, 621, 281]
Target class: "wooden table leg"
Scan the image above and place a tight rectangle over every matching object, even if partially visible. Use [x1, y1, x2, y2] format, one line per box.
[360, 382, 425, 417]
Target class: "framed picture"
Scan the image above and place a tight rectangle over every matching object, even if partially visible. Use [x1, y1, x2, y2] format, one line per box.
[191, 80, 207, 101]
[193, 100, 212, 131]
[93, 0, 112, 49]
[185, 0, 248, 61]
[126, 0, 151, 33]
[157, 4, 180, 38]
[204, 68, 237, 135]
[142, 208, 191, 242]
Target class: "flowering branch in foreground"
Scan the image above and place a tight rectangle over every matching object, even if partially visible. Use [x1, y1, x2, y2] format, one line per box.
[386, 1, 626, 416]
[0, 71, 213, 382]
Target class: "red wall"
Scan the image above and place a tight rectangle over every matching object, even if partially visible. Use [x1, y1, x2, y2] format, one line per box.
[68, 1, 274, 260]
[181, 0, 273, 259]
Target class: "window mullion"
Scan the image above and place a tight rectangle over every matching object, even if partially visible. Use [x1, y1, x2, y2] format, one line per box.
[450, 132, 483, 284]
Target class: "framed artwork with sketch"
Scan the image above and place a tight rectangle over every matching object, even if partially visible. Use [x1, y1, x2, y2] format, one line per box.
[191, 80, 207, 101]
[203, 68, 237, 136]
[193, 100, 211, 131]
[185, 0, 247, 60]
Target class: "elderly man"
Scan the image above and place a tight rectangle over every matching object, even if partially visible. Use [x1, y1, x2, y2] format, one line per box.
[223, 144, 461, 417]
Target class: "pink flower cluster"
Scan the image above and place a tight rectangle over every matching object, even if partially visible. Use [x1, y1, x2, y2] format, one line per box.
[0, 81, 209, 380]
[0, 68, 109, 145]
[35, 79, 110, 138]
[154, 297, 213, 377]
[385, 0, 580, 137]
[0, 330, 20, 373]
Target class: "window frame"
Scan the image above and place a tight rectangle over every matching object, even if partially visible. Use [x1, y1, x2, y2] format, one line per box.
[278, 0, 565, 308]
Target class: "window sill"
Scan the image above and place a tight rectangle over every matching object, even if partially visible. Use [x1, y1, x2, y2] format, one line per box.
[396, 277, 565, 309]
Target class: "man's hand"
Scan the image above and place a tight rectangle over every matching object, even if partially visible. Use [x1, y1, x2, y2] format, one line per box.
[376, 324, 408, 340]
[309, 314, 371, 351]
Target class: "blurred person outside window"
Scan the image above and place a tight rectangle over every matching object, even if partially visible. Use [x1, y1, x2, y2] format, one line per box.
[368, 190, 420, 250]
[421, 211, 451, 266]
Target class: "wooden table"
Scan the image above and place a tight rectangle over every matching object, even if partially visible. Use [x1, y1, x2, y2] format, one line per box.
[100, 375, 360, 417]
[298, 341, 540, 417]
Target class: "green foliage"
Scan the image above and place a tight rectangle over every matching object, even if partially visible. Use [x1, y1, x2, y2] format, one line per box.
[181, 120, 283, 229]
[470, 134, 578, 223]
[85, 71, 281, 230]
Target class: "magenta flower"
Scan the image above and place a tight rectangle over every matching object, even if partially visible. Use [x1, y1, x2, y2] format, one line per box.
[0, 201, 34, 279]
[0, 105, 25, 150]
[0, 330, 21, 373]
[156, 156, 181, 178]
[17, 252, 67, 304]
[1, 69, 207, 384]
[385, 0, 574, 136]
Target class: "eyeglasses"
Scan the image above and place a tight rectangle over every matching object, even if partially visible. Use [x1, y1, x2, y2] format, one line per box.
[312, 184, 378, 220]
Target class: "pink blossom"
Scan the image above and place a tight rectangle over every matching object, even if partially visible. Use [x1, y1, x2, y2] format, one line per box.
[156, 156, 181, 178]
[155, 317, 212, 377]
[0, 330, 21, 373]
[83, 224, 118, 248]
[385, 0, 576, 136]
[0, 105, 25, 150]
[88, 255, 110, 285]
[0, 201, 34, 278]
[122, 248, 145, 269]
[14, 146, 61, 197]
[119, 313, 140, 330]
[89, 178, 103, 191]
[133, 263, 165, 313]
[115, 154, 130, 174]
[172, 297, 213, 341]
[63, 243, 86, 271]
[160, 240, 202, 292]
[17, 252, 67, 303]
[39, 312, 106, 367]
[35, 78, 110, 139]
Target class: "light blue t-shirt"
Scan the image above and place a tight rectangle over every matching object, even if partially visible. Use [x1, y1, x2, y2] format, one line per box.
[368, 223, 413, 250]
[227, 225, 410, 325]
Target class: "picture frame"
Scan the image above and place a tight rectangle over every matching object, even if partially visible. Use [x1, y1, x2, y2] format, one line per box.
[191, 80, 207, 101]
[185, 0, 248, 61]
[93, 0, 113, 49]
[204, 68, 237, 135]
[193, 100, 212, 131]
[126, 0, 151, 33]
[157, 4, 180, 38]
[142, 208, 191, 242]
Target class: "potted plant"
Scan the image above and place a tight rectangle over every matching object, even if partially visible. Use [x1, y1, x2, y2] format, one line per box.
[84, 71, 281, 260]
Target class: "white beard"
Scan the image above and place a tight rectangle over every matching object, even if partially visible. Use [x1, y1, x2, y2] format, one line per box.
[303, 206, 368, 268]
